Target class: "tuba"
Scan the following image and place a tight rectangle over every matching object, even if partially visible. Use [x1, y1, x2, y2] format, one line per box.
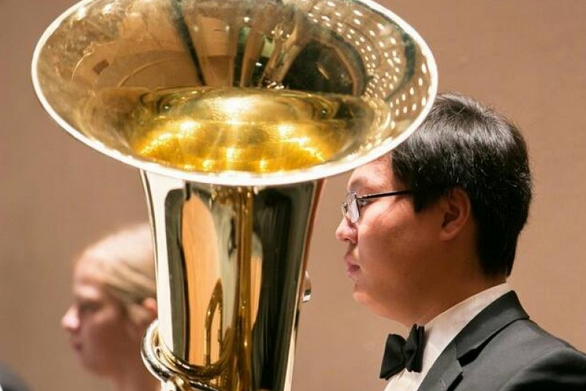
[31, 1, 437, 390]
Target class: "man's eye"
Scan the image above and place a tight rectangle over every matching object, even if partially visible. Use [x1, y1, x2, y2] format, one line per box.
[356, 199, 369, 207]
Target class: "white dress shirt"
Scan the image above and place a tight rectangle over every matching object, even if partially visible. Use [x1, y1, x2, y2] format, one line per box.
[383, 283, 512, 391]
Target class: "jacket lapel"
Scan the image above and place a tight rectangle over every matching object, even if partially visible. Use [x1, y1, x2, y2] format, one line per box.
[416, 291, 529, 391]
[417, 344, 462, 391]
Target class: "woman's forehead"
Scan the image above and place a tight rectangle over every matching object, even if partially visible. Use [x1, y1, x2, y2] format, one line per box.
[71, 275, 104, 300]
[75, 255, 103, 276]
[73, 257, 107, 290]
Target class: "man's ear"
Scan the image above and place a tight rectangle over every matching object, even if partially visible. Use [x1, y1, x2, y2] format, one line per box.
[439, 188, 471, 240]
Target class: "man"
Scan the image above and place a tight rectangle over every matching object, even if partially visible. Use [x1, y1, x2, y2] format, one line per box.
[336, 93, 586, 390]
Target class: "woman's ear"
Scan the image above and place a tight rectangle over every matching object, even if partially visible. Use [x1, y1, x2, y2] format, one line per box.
[439, 188, 472, 240]
[141, 297, 158, 321]
[126, 297, 158, 338]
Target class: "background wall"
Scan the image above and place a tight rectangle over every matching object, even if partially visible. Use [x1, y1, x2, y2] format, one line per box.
[1, 1, 585, 391]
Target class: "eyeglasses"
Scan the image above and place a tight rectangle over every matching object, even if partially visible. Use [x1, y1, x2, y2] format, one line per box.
[341, 190, 412, 224]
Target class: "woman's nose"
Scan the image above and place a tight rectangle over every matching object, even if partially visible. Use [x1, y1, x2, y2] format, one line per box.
[61, 306, 80, 332]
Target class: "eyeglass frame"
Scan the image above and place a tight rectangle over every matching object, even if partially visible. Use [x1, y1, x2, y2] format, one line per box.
[341, 189, 413, 224]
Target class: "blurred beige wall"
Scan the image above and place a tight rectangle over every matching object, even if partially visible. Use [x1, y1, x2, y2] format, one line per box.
[1, 1, 585, 391]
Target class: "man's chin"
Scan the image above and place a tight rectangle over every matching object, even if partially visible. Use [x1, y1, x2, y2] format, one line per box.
[352, 291, 390, 317]
[352, 289, 368, 305]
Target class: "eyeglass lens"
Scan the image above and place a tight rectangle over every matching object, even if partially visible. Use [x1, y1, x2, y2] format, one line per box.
[342, 193, 360, 223]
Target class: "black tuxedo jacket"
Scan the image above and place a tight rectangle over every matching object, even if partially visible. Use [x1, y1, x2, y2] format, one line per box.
[417, 291, 586, 391]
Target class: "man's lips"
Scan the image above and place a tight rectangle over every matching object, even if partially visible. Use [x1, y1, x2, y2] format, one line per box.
[343, 253, 360, 277]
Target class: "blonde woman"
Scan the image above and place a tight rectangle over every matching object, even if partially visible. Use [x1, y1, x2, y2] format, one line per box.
[61, 223, 159, 391]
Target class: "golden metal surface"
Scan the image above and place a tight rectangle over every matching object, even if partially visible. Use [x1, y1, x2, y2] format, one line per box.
[32, 0, 437, 187]
[127, 88, 382, 173]
[32, 0, 437, 390]
[141, 173, 323, 391]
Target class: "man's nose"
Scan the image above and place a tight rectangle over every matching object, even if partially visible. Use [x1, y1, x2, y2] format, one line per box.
[335, 215, 356, 244]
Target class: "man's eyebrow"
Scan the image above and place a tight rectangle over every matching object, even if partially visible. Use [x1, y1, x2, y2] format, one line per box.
[347, 177, 366, 192]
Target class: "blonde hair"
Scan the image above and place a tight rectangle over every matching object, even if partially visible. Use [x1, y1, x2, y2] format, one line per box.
[79, 223, 156, 324]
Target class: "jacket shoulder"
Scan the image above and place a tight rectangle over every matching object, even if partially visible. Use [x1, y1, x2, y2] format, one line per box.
[459, 318, 586, 390]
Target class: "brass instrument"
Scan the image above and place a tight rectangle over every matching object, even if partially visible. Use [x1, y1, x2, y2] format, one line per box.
[31, 0, 437, 390]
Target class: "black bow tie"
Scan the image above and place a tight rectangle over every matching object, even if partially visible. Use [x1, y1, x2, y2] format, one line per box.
[379, 324, 425, 380]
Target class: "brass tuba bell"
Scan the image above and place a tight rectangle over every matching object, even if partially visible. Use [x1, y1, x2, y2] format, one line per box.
[31, 0, 437, 390]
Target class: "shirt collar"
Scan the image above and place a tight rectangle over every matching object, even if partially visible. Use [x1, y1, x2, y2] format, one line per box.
[421, 283, 512, 373]
[384, 283, 513, 391]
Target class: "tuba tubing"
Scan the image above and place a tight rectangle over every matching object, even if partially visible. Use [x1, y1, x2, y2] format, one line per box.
[140, 171, 324, 391]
